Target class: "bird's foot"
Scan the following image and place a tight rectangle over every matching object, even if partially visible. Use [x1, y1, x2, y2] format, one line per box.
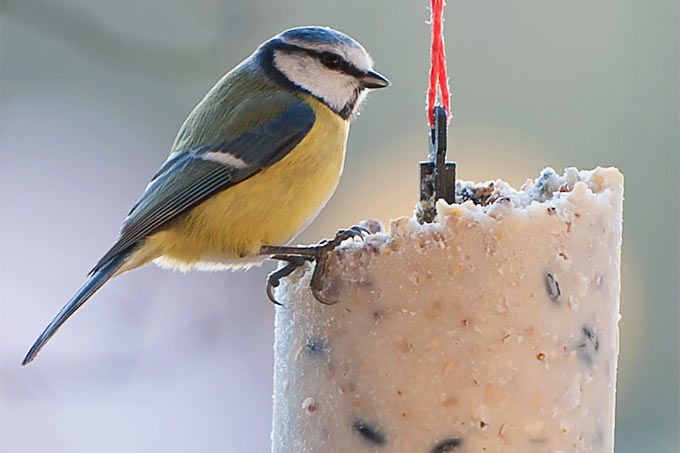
[261, 225, 372, 305]
[265, 255, 311, 305]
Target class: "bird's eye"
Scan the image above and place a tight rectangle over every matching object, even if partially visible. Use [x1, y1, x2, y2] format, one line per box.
[320, 53, 343, 70]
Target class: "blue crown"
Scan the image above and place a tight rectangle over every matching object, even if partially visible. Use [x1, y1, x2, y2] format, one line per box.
[279, 26, 359, 48]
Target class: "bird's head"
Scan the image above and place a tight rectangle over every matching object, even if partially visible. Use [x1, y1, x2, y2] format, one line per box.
[256, 26, 390, 120]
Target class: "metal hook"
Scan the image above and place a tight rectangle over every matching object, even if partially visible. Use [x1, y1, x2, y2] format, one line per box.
[417, 106, 456, 223]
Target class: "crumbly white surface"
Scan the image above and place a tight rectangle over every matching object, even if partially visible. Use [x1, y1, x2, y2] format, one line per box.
[283, 166, 624, 277]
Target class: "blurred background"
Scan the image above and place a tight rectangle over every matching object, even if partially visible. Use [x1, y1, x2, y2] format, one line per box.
[1, 0, 678, 451]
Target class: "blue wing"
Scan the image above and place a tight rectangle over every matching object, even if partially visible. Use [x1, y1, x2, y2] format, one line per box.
[91, 98, 315, 274]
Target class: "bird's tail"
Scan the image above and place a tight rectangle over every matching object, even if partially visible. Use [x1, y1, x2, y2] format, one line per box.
[22, 252, 129, 365]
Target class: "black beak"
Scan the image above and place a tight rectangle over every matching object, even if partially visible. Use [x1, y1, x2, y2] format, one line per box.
[360, 70, 390, 89]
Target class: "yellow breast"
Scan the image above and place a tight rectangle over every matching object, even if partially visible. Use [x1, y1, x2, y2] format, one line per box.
[138, 96, 349, 271]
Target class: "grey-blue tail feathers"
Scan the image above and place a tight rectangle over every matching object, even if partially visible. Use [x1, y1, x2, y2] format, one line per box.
[22, 252, 129, 365]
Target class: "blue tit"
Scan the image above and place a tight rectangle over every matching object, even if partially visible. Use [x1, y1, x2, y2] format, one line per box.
[23, 26, 390, 365]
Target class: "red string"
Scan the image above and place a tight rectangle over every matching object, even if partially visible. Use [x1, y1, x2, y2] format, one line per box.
[427, 0, 451, 128]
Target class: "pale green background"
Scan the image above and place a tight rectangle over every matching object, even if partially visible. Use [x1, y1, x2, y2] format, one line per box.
[1, 0, 678, 451]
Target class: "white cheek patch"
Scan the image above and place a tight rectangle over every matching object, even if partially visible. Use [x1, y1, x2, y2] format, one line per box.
[274, 51, 359, 113]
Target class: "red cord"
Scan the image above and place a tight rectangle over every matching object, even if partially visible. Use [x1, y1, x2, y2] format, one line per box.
[427, 0, 451, 128]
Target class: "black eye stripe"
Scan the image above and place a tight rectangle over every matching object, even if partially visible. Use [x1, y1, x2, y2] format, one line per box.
[270, 41, 364, 78]
[314, 51, 363, 77]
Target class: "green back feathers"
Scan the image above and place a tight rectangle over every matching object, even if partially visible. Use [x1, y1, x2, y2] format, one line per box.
[172, 67, 299, 153]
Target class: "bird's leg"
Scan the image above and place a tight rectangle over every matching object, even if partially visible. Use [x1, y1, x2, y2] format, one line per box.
[260, 225, 372, 305]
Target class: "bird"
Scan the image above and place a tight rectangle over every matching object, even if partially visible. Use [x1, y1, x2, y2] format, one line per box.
[22, 26, 390, 365]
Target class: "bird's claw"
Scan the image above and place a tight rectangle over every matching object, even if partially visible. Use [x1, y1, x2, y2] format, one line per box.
[265, 255, 310, 305]
[309, 245, 337, 305]
[262, 225, 372, 305]
[308, 225, 372, 304]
